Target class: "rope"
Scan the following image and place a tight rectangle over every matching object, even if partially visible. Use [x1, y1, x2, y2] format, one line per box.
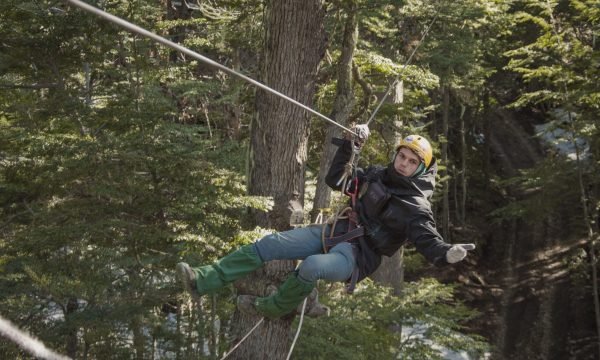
[0, 315, 71, 360]
[321, 206, 353, 253]
[62, 0, 358, 137]
[218, 304, 306, 360]
[219, 317, 265, 360]
[365, 10, 440, 126]
[335, 9, 440, 192]
[335, 147, 357, 187]
[286, 298, 307, 360]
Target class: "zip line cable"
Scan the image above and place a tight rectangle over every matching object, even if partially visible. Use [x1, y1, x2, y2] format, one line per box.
[0, 315, 71, 360]
[365, 10, 439, 126]
[62, 0, 358, 136]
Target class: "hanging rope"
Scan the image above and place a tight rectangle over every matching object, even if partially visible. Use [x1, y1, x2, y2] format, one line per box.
[62, 0, 358, 137]
[335, 8, 440, 188]
[286, 298, 308, 360]
[0, 315, 71, 360]
[220, 317, 265, 360]
[365, 10, 440, 126]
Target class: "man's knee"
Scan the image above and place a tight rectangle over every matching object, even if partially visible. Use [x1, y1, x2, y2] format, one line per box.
[298, 253, 354, 283]
[297, 255, 322, 282]
[254, 233, 279, 261]
[330, 243, 355, 262]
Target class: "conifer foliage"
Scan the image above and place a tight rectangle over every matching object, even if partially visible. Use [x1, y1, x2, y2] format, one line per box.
[1, 0, 598, 359]
[1, 0, 265, 358]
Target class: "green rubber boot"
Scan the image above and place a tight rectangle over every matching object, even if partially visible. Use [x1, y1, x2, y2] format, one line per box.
[254, 273, 315, 319]
[176, 244, 263, 297]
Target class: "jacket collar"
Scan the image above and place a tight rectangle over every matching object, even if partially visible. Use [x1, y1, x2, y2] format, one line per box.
[383, 158, 438, 200]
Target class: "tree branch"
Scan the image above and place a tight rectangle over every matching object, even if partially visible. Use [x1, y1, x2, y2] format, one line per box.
[349, 60, 373, 123]
[0, 83, 59, 90]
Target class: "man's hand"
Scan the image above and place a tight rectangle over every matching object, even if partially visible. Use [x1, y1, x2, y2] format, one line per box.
[352, 124, 370, 149]
[445, 243, 476, 264]
[354, 124, 370, 141]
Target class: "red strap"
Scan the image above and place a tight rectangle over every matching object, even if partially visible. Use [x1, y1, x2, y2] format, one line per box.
[344, 177, 358, 208]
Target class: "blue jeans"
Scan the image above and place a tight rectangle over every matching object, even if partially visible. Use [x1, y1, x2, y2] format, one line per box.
[253, 225, 356, 283]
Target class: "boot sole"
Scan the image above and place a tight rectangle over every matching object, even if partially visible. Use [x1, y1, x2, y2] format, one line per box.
[176, 262, 200, 302]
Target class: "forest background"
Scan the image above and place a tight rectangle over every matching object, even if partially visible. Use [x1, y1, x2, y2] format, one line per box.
[0, 0, 598, 359]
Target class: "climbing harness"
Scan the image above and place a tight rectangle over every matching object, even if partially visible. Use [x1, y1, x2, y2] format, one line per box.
[321, 206, 363, 294]
[323, 173, 364, 294]
[62, 0, 358, 137]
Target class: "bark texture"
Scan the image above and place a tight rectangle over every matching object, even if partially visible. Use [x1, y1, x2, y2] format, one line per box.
[231, 1, 326, 359]
[441, 84, 450, 241]
[311, 5, 358, 222]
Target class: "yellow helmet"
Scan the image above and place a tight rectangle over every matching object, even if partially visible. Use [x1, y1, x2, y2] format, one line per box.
[396, 135, 433, 168]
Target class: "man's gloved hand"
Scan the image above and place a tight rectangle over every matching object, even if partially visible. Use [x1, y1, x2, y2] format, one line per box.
[352, 124, 370, 149]
[445, 243, 476, 264]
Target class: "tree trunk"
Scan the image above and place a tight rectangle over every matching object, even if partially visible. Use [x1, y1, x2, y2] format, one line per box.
[482, 91, 491, 181]
[131, 314, 145, 360]
[311, 5, 358, 222]
[175, 300, 182, 360]
[225, 47, 243, 140]
[459, 104, 467, 225]
[441, 84, 450, 241]
[370, 249, 404, 296]
[165, 0, 193, 63]
[232, 1, 326, 359]
[370, 66, 405, 296]
[571, 119, 600, 357]
[65, 297, 79, 359]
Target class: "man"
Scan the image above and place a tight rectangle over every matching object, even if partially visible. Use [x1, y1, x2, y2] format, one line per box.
[176, 127, 475, 318]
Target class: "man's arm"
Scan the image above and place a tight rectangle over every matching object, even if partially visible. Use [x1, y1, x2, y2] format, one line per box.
[325, 138, 354, 191]
[409, 215, 452, 267]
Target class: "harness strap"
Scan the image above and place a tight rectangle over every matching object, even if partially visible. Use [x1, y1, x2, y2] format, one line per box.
[320, 203, 364, 294]
[323, 226, 364, 250]
[346, 247, 360, 294]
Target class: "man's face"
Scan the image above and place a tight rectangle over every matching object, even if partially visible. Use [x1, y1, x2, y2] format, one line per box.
[393, 147, 422, 177]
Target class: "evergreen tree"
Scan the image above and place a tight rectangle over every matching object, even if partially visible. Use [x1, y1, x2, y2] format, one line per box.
[1, 1, 268, 358]
[502, 0, 600, 356]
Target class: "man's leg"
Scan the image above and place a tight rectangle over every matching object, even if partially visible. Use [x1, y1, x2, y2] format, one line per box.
[253, 224, 324, 262]
[296, 242, 355, 283]
[177, 225, 325, 298]
[253, 242, 355, 318]
[176, 244, 263, 298]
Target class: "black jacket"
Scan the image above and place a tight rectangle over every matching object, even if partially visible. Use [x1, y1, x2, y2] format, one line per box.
[325, 138, 451, 280]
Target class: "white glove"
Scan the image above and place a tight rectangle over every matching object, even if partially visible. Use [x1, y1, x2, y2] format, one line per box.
[445, 243, 476, 264]
[351, 124, 370, 150]
[354, 124, 370, 142]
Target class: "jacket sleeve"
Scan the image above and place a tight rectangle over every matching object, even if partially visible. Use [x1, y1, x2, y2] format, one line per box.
[325, 137, 354, 191]
[408, 213, 452, 267]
